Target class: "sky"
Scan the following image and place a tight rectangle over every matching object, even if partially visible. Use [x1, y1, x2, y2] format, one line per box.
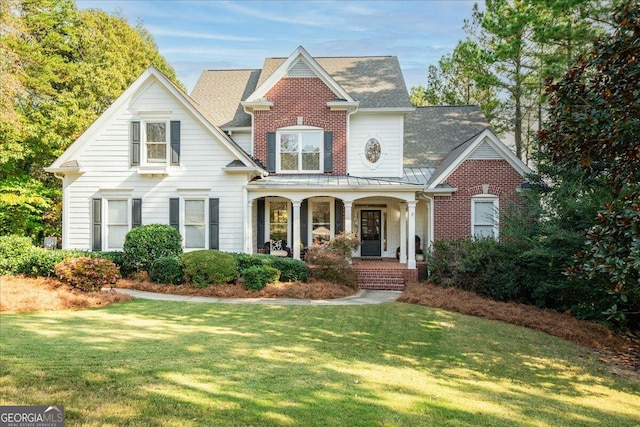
[75, 0, 482, 93]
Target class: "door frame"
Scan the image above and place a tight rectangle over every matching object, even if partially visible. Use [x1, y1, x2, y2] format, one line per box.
[360, 209, 382, 257]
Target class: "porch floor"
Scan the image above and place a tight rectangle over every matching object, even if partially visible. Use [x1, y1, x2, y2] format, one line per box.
[352, 258, 424, 291]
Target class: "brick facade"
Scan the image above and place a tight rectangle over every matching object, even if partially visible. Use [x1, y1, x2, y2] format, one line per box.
[433, 159, 525, 240]
[253, 77, 348, 174]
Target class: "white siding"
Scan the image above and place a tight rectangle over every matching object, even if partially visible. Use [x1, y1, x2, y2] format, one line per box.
[348, 114, 404, 177]
[231, 131, 252, 155]
[63, 80, 248, 252]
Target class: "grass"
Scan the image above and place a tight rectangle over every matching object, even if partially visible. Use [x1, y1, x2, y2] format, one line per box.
[1, 299, 639, 426]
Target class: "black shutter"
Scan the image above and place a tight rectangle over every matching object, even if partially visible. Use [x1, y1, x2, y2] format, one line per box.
[257, 198, 265, 249]
[170, 120, 180, 165]
[169, 198, 179, 231]
[209, 198, 219, 250]
[131, 121, 140, 166]
[267, 132, 276, 172]
[92, 198, 102, 251]
[335, 199, 344, 235]
[300, 199, 308, 247]
[132, 198, 142, 228]
[324, 132, 333, 173]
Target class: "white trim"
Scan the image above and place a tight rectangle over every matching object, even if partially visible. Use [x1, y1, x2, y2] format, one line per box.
[103, 198, 131, 251]
[428, 129, 532, 189]
[471, 194, 499, 240]
[308, 197, 334, 245]
[276, 126, 324, 173]
[246, 46, 355, 104]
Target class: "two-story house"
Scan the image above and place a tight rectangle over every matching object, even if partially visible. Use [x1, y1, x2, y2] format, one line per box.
[47, 46, 530, 273]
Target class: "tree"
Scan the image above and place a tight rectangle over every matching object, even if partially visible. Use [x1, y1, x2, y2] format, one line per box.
[0, 0, 181, 242]
[537, 1, 640, 327]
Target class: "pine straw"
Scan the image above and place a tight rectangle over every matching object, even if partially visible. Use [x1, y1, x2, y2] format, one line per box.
[115, 274, 358, 300]
[0, 275, 134, 314]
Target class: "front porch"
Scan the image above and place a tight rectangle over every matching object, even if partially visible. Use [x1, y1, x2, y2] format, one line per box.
[352, 258, 427, 290]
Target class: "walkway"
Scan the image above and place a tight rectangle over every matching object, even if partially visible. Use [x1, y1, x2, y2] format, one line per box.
[113, 288, 401, 306]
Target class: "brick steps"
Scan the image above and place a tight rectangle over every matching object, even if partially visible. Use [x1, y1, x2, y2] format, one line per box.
[354, 267, 406, 291]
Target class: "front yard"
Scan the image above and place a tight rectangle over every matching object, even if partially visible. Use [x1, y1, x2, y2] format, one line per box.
[1, 298, 638, 426]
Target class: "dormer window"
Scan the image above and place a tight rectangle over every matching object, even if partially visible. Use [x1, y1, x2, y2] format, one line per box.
[277, 127, 323, 173]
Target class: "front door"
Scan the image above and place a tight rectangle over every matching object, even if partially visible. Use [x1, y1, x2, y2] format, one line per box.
[360, 210, 381, 257]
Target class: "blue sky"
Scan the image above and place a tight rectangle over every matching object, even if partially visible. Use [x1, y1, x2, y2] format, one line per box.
[76, 0, 481, 93]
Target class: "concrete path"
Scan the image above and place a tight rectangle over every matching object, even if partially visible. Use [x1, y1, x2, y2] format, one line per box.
[113, 288, 401, 306]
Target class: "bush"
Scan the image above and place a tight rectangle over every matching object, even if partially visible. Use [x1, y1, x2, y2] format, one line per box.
[305, 246, 357, 288]
[266, 257, 310, 282]
[181, 250, 239, 287]
[55, 257, 120, 292]
[17, 248, 87, 277]
[122, 224, 183, 273]
[242, 265, 280, 290]
[230, 253, 310, 282]
[91, 251, 126, 269]
[149, 256, 183, 285]
[0, 235, 34, 275]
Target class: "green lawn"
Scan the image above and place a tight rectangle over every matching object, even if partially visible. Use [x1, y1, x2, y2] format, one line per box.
[1, 300, 638, 426]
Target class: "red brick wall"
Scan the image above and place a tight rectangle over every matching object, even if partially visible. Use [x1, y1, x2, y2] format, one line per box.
[433, 159, 525, 240]
[253, 77, 348, 174]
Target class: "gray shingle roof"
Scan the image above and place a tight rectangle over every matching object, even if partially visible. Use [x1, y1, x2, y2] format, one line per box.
[258, 56, 412, 109]
[403, 106, 490, 168]
[191, 56, 412, 128]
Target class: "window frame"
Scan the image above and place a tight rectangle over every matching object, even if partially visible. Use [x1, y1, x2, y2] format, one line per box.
[181, 197, 208, 250]
[471, 195, 499, 240]
[308, 197, 334, 245]
[276, 126, 323, 173]
[104, 198, 131, 251]
[266, 198, 290, 245]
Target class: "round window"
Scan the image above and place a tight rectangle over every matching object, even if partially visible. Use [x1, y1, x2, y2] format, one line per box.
[365, 138, 381, 163]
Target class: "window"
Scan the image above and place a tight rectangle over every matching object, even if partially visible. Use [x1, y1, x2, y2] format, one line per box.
[184, 200, 205, 248]
[268, 200, 289, 242]
[107, 200, 128, 249]
[365, 138, 381, 163]
[472, 196, 499, 239]
[146, 122, 167, 163]
[277, 128, 322, 172]
[310, 199, 333, 244]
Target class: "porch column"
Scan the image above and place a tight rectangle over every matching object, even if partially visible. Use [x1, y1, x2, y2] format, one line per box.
[245, 198, 253, 254]
[292, 200, 301, 260]
[344, 200, 353, 234]
[399, 202, 407, 264]
[407, 200, 417, 269]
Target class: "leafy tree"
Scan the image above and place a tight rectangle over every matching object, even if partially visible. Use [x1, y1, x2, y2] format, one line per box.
[0, 0, 181, 242]
[537, 1, 640, 327]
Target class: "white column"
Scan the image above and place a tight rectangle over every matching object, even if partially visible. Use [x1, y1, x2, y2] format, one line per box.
[399, 202, 407, 264]
[344, 200, 353, 234]
[407, 200, 416, 269]
[245, 198, 253, 254]
[292, 200, 301, 260]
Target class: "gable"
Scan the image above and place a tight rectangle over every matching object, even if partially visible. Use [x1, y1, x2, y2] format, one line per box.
[48, 67, 262, 174]
[427, 129, 532, 188]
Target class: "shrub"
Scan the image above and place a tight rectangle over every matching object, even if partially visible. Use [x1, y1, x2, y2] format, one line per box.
[17, 248, 87, 277]
[55, 257, 120, 292]
[230, 253, 310, 282]
[181, 250, 239, 287]
[122, 224, 183, 273]
[305, 246, 357, 288]
[149, 256, 184, 285]
[242, 265, 280, 290]
[0, 235, 34, 275]
[91, 251, 126, 269]
[267, 257, 310, 282]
